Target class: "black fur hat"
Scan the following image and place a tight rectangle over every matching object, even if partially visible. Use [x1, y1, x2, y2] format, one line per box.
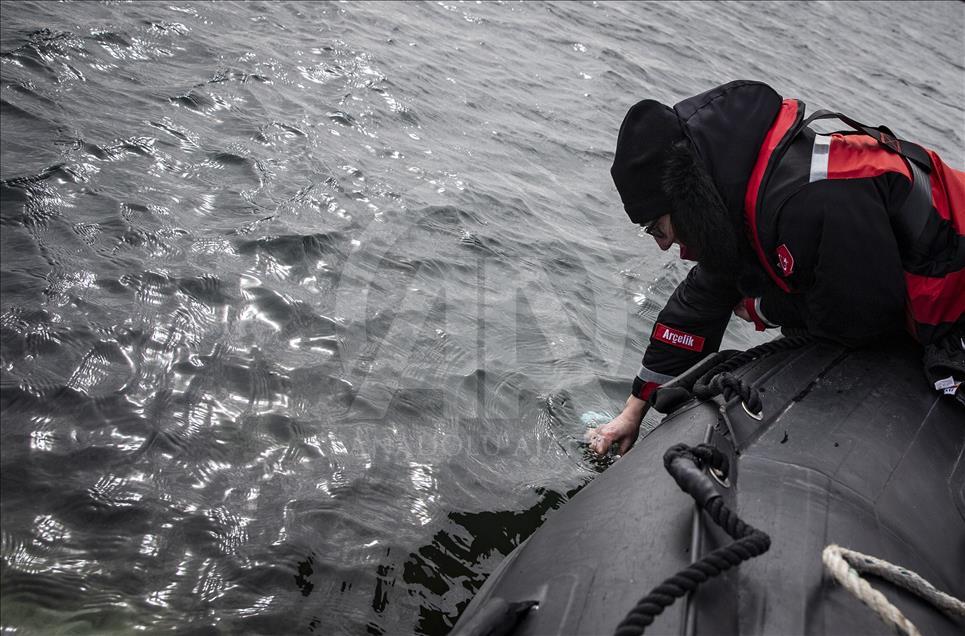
[610, 99, 687, 225]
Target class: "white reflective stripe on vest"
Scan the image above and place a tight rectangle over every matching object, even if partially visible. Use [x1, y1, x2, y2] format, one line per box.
[810, 134, 832, 183]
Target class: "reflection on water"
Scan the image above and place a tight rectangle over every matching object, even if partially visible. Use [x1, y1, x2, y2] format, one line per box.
[2, 1, 962, 634]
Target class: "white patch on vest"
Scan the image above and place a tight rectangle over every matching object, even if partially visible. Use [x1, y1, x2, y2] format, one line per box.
[934, 376, 956, 390]
[810, 134, 831, 183]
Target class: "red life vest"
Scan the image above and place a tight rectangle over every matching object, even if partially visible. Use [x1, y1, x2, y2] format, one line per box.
[744, 99, 965, 341]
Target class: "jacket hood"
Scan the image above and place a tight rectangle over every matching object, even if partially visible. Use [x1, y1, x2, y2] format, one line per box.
[672, 80, 784, 217]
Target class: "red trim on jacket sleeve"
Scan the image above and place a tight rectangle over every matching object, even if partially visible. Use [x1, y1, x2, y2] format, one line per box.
[652, 322, 706, 352]
[631, 377, 661, 402]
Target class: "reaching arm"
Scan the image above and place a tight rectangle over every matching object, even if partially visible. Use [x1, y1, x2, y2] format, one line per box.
[639, 263, 742, 377]
[588, 264, 739, 457]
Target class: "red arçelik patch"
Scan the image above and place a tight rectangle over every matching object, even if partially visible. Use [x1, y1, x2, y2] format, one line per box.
[653, 323, 705, 352]
[776, 244, 795, 276]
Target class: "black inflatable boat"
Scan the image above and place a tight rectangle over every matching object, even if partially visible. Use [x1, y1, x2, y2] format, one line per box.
[452, 338, 965, 636]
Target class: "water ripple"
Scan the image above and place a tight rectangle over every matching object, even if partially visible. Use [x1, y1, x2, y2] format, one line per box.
[1, 1, 961, 634]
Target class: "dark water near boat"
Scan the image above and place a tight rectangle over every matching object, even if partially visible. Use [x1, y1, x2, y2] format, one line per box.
[1, 1, 962, 633]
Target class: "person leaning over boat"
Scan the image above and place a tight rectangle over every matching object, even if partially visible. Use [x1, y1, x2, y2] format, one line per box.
[587, 79, 965, 456]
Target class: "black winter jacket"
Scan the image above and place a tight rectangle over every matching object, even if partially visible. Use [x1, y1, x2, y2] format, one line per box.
[630, 81, 963, 400]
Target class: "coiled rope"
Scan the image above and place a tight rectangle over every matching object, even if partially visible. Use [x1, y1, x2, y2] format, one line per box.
[691, 334, 812, 415]
[613, 444, 771, 636]
[822, 544, 965, 636]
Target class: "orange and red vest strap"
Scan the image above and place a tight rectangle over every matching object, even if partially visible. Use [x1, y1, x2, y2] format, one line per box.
[925, 149, 965, 229]
[744, 99, 803, 292]
[814, 133, 911, 182]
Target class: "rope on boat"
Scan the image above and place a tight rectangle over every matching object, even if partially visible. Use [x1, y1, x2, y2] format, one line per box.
[822, 544, 965, 636]
[686, 334, 812, 415]
[613, 444, 771, 636]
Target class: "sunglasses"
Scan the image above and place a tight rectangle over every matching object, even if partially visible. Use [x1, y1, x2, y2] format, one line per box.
[644, 218, 666, 240]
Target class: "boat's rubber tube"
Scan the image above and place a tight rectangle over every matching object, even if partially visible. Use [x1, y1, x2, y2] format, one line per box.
[452, 339, 965, 635]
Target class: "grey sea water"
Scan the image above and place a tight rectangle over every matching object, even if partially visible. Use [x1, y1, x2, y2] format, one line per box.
[1, 1, 962, 634]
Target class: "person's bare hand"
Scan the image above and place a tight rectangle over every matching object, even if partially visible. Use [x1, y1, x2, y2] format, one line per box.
[585, 411, 642, 457]
[734, 302, 751, 322]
